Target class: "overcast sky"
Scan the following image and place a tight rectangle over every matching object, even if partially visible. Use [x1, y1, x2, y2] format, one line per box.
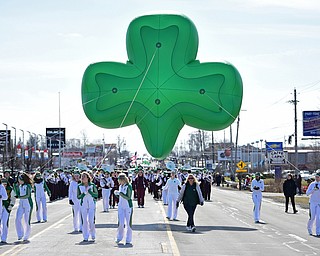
[1, 0, 320, 156]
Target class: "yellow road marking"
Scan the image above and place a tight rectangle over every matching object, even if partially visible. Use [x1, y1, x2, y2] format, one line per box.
[158, 201, 180, 256]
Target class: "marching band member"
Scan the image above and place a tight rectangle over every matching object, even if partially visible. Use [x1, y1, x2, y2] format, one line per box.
[68, 170, 82, 232]
[77, 171, 98, 242]
[115, 173, 133, 245]
[0, 178, 15, 244]
[14, 172, 33, 241]
[134, 168, 148, 208]
[33, 171, 51, 223]
[306, 172, 320, 236]
[250, 172, 264, 223]
[100, 169, 114, 212]
[163, 171, 181, 221]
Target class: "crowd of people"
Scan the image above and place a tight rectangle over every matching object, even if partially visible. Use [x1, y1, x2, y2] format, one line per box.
[0, 166, 319, 245]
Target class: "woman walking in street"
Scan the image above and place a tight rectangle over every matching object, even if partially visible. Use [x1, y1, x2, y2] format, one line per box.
[283, 173, 298, 214]
[177, 173, 204, 232]
[14, 172, 33, 242]
[33, 171, 51, 222]
[114, 173, 133, 245]
[77, 171, 98, 242]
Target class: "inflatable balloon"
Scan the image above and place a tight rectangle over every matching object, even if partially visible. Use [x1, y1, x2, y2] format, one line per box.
[82, 14, 243, 159]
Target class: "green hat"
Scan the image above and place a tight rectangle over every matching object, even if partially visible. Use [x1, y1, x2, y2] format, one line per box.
[315, 172, 320, 177]
[255, 172, 261, 177]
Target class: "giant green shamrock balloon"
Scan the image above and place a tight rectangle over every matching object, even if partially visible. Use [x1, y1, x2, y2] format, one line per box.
[82, 14, 243, 159]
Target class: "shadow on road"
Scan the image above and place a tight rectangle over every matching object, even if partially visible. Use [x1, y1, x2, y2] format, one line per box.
[95, 223, 257, 233]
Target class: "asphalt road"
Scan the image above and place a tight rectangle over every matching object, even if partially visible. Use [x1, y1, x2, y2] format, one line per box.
[0, 187, 319, 256]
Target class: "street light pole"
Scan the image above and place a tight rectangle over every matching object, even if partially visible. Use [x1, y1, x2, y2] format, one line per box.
[20, 129, 25, 169]
[2, 123, 8, 170]
[11, 126, 16, 173]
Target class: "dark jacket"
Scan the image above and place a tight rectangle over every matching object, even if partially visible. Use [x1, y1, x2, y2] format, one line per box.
[283, 179, 297, 196]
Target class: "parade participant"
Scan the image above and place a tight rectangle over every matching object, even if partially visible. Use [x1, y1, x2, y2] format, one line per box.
[110, 171, 119, 209]
[163, 171, 181, 221]
[68, 170, 82, 232]
[33, 171, 51, 223]
[306, 172, 320, 236]
[115, 173, 133, 245]
[154, 168, 162, 200]
[161, 171, 170, 205]
[177, 173, 204, 232]
[14, 172, 33, 241]
[0, 178, 9, 243]
[134, 168, 148, 208]
[283, 173, 298, 214]
[250, 172, 264, 223]
[77, 171, 98, 242]
[3, 170, 14, 187]
[204, 172, 213, 201]
[100, 169, 114, 212]
[0, 178, 15, 244]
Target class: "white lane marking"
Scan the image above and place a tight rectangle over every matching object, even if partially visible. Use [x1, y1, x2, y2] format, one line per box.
[1, 213, 72, 256]
[158, 201, 180, 256]
[288, 234, 307, 243]
[283, 241, 301, 252]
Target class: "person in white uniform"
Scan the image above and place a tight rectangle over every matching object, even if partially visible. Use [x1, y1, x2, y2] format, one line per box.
[0, 178, 15, 244]
[77, 171, 98, 242]
[306, 172, 320, 236]
[0, 179, 9, 243]
[14, 172, 33, 241]
[163, 171, 181, 221]
[250, 172, 264, 223]
[100, 169, 114, 212]
[115, 173, 133, 245]
[33, 172, 51, 223]
[68, 170, 82, 232]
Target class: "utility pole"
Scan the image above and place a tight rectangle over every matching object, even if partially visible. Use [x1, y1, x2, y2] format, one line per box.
[289, 88, 299, 173]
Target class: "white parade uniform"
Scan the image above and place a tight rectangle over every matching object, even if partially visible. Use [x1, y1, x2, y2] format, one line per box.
[69, 180, 82, 232]
[34, 181, 49, 222]
[15, 184, 33, 240]
[116, 184, 133, 244]
[100, 175, 114, 212]
[251, 178, 264, 222]
[306, 181, 320, 235]
[0, 184, 8, 234]
[163, 178, 181, 220]
[1, 188, 15, 243]
[78, 183, 97, 241]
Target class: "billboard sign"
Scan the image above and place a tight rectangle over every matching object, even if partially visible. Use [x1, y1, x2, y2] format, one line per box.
[46, 128, 66, 149]
[0, 130, 11, 148]
[265, 142, 283, 152]
[303, 111, 320, 136]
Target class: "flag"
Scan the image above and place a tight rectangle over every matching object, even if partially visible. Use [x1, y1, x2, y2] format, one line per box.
[130, 151, 137, 162]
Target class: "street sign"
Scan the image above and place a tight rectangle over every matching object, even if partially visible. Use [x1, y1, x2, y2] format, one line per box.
[236, 160, 246, 169]
[236, 169, 247, 173]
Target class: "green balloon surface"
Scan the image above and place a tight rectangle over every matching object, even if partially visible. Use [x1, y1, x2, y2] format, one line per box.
[82, 14, 243, 159]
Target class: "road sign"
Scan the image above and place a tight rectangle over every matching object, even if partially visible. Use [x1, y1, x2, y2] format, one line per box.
[236, 160, 246, 169]
[236, 169, 247, 173]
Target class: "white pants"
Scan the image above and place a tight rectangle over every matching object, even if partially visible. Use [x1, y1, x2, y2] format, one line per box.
[15, 201, 32, 240]
[80, 206, 95, 240]
[252, 193, 262, 221]
[167, 193, 178, 220]
[117, 207, 133, 243]
[102, 189, 111, 211]
[162, 189, 168, 204]
[35, 195, 47, 221]
[308, 203, 320, 235]
[0, 207, 9, 242]
[72, 202, 82, 232]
